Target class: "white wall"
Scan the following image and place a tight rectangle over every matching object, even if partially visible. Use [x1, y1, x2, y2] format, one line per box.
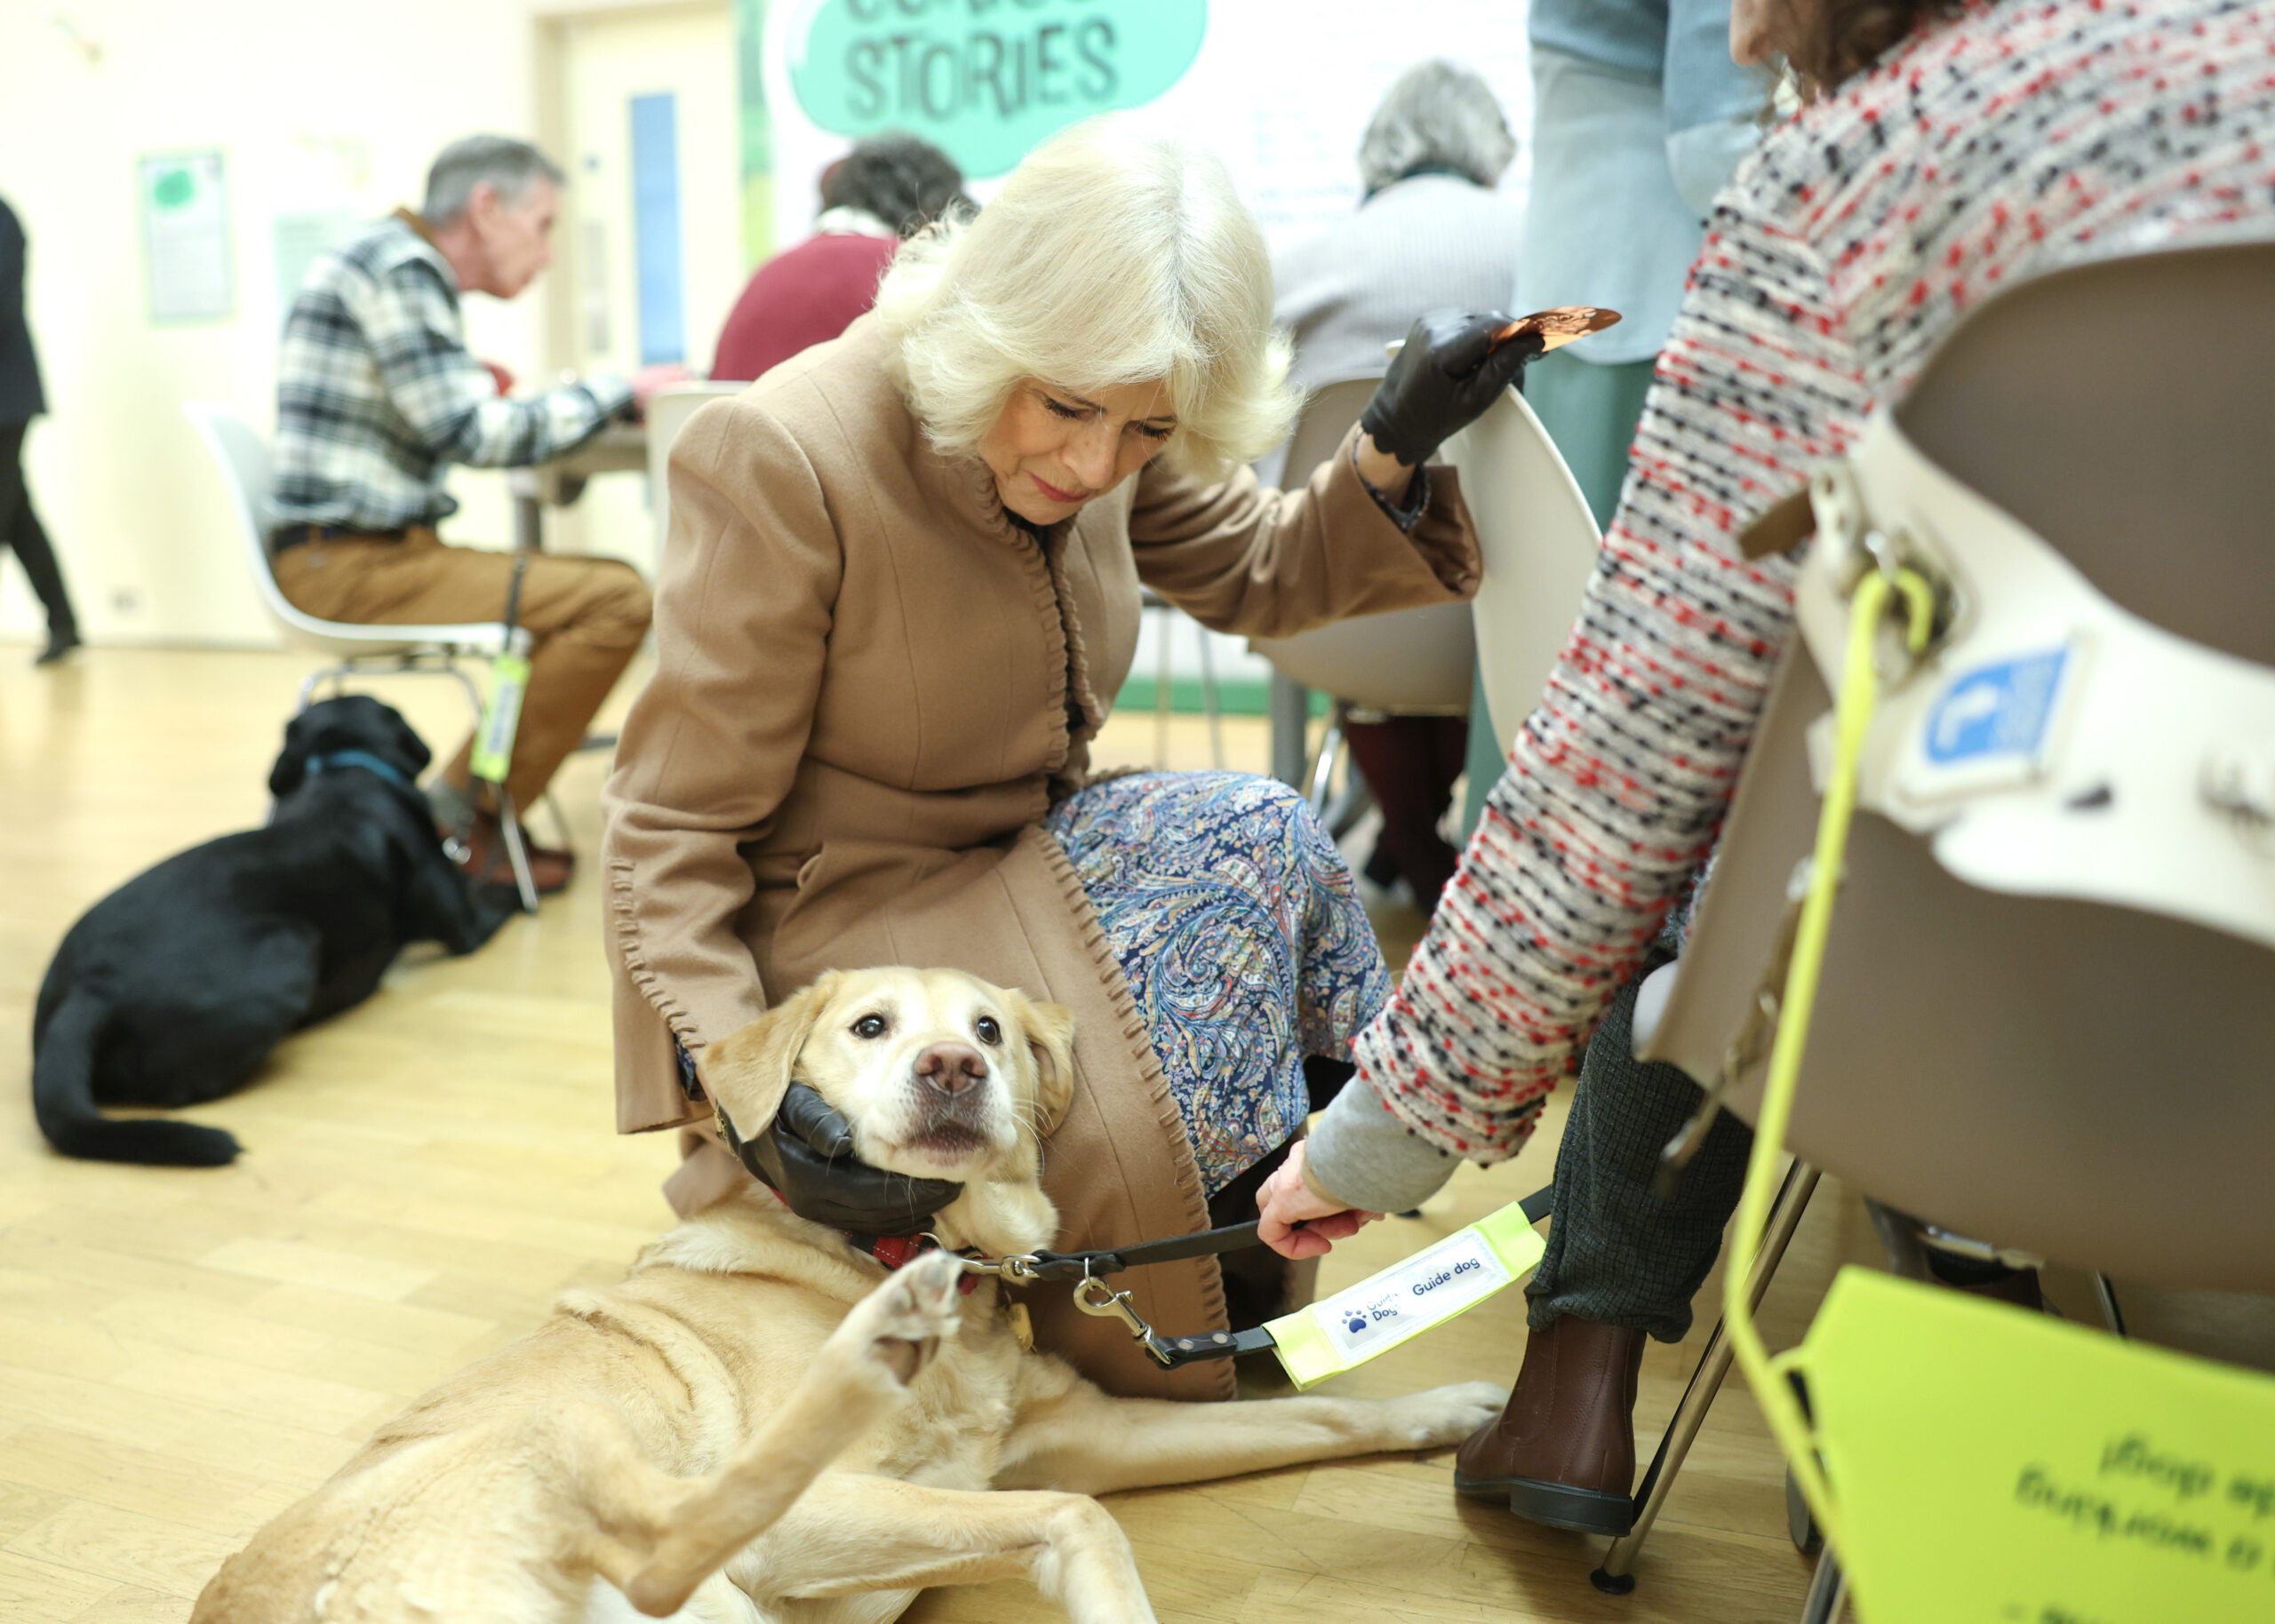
[4, 0, 1530, 662]
[0, 1, 677, 646]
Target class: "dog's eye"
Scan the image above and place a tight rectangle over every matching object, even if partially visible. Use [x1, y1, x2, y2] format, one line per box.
[851, 1015, 888, 1039]
[975, 1015, 1002, 1046]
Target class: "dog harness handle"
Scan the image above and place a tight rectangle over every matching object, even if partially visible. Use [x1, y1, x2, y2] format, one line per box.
[1017, 1220, 1268, 1283]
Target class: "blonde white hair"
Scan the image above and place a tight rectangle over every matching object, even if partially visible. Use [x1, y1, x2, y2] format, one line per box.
[873, 119, 1298, 484]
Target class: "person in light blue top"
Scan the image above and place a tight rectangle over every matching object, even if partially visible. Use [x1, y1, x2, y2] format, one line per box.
[1523, 0, 1770, 372]
[1457, 0, 1770, 833]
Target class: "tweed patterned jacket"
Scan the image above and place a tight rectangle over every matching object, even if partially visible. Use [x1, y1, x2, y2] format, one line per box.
[1347, 0, 2275, 1160]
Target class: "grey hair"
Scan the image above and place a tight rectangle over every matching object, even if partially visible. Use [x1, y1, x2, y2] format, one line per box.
[1357, 60, 1517, 195]
[422, 136, 565, 226]
[872, 117, 1297, 484]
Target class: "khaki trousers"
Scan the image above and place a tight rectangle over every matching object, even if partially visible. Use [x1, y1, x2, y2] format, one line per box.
[272, 529, 651, 810]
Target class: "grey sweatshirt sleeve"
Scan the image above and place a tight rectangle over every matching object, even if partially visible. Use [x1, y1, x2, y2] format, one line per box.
[1305, 1079, 1462, 1214]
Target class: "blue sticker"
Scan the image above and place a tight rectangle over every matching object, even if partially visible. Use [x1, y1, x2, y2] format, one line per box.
[1925, 649, 2069, 766]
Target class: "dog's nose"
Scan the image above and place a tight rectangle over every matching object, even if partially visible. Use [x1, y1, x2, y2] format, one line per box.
[913, 1043, 987, 1096]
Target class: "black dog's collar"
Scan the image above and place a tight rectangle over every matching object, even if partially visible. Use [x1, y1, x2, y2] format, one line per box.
[713, 1103, 980, 1290]
[304, 750, 414, 788]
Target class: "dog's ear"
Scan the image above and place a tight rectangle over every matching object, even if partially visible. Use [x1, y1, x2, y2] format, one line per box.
[698, 972, 842, 1132]
[387, 705, 433, 777]
[1003, 989, 1076, 1137]
[267, 708, 319, 799]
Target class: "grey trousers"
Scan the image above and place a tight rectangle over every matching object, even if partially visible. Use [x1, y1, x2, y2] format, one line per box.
[1525, 961, 1753, 1342]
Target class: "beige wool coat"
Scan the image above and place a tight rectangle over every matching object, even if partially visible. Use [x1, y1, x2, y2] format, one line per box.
[602, 315, 1481, 1400]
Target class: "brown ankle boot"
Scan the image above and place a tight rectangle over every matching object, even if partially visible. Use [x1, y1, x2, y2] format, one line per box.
[1455, 1316, 1646, 1535]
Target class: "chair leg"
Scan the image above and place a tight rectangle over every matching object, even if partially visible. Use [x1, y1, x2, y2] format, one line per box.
[1153, 602, 1173, 769]
[1194, 619, 1224, 770]
[1798, 1547, 1847, 1623]
[297, 660, 367, 712]
[1319, 768, 1375, 841]
[1269, 674, 1311, 788]
[1306, 703, 1346, 818]
[2094, 1274, 2127, 1337]
[1592, 1160, 1822, 1593]
[443, 662, 487, 729]
[492, 785, 541, 914]
[542, 790, 574, 856]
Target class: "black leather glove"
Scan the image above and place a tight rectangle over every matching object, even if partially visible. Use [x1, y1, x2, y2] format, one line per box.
[1358, 309, 1545, 467]
[739, 1081, 964, 1235]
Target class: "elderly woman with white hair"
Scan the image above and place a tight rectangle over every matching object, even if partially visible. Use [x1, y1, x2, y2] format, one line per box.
[602, 118, 1537, 1400]
[1274, 60, 1526, 907]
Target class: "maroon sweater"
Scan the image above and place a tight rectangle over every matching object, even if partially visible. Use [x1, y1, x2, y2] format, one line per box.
[711, 232, 898, 384]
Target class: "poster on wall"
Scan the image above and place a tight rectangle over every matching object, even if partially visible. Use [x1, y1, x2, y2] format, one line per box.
[761, 0, 1532, 259]
[272, 210, 364, 315]
[139, 150, 235, 324]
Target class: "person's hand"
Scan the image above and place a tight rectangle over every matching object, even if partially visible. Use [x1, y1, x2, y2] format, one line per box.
[481, 359, 516, 397]
[1358, 310, 1545, 467]
[1257, 1139, 1383, 1260]
[742, 1081, 964, 1235]
[629, 361, 694, 415]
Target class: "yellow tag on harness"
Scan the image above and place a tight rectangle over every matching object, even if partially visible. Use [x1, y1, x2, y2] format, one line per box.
[468, 650, 531, 785]
[1265, 1202, 1545, 1390]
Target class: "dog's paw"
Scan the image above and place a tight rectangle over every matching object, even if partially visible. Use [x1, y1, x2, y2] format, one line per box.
[832, 1251, 965, 1386]
[1383, 1381, 1508, 1450]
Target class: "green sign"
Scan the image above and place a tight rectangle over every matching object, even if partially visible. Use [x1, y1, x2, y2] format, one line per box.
[152, 166, 197, 210]
[788, 0, 1207, 179]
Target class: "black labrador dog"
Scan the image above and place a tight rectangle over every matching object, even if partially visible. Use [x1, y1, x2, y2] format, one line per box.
[32, 695, 518, 1166]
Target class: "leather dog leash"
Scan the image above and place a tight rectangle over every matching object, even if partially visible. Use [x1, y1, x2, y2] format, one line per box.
[718, 1093, 1557, 1370]
[954, 1184, 1556, 1371]
[952, 1222, 1283, 1369]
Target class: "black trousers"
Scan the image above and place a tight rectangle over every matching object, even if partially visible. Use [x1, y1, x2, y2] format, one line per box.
[1525, 962, 1753, 1343]
[1, 420, 77, 636]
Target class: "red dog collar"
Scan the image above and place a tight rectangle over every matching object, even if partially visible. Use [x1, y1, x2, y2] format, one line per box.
[855, 1231, 983, 1294]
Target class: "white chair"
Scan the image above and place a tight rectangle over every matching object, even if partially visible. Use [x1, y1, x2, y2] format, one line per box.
[1249, 377, 1477, 825]
[1438, 384, 1604, 755]
[643, 382, 746, 562]
[183, 401, 544, 912]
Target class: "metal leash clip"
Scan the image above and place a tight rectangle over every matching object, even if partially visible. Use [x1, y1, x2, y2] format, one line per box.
[942, 1246, 1049, 1286]
[1071, 1263, 1251, 1369]
[942, 1226, 1276, 1369]
[1072, 1268, 1152, 1341]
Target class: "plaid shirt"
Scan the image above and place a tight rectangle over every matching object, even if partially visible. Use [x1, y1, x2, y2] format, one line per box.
[272, 211, 630, 531]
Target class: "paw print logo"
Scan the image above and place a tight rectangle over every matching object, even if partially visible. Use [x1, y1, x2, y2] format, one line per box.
[1345, 1315, 1368, 1334]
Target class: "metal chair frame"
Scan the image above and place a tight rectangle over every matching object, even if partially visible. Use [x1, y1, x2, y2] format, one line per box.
[184, 401, 547, 912]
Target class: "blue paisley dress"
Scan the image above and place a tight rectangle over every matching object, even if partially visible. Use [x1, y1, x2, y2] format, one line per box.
[1043, 770, 1389, 1195]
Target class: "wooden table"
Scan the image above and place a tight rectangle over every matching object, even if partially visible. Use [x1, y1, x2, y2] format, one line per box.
[509, 419, 649, 551]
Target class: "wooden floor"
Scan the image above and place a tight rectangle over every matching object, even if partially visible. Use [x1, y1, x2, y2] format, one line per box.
[5, 644, 2258, 1623]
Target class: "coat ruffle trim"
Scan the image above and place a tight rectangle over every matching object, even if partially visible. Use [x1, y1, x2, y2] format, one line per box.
[608, 855, 711, 1133]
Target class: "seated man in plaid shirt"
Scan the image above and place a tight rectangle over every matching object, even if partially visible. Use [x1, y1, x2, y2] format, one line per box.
[269, 134, 686, 896]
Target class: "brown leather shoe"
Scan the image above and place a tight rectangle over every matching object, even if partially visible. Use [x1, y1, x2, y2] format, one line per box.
[1455, 1315, 1646, 1535]
[452, 811, 573, 896]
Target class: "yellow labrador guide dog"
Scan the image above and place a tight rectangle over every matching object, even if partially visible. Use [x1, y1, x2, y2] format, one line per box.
[194, 968, 1505, 1623]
